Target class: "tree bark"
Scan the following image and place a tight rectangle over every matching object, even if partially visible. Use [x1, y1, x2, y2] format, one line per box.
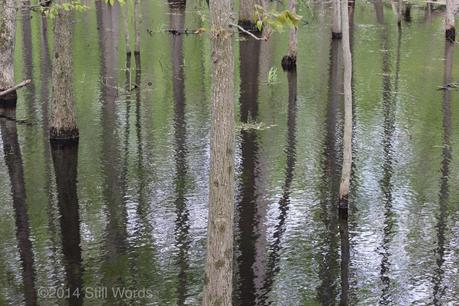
[281, 0, 297, 70]
[332, 0, 342, 39]
[339, 0, 353, 208]
[203, 0, 235, 304]
[446, 0, 455, 42]
[134, 0, 141, 53]
[50, 0, 79, 141]
[239, 0, 259, 30]
[0, 0, 18, 106]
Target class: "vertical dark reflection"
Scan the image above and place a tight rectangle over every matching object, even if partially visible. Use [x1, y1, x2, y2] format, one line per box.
[316, 38, 342, 306]
[432, 41, 453, 306]
[96, 2, 129, 301]
[0, 107, 37, 306]
[168, 1, 191, 304]
[378, 25, 399, 305]
[339, 210, 350, 306]
[21, 0, 37, 119]
[234, 33, 262, 306]
[51, 142, 83, 306]
[259, 69, 298, 305]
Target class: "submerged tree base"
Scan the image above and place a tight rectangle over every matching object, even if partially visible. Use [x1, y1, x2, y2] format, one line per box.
[49, 127, 79, 143]
[50, 136, 79, 151]
[446, 27, 455, 43]
[0, 90, 17, 108]
[332, 32, 342, 40]
[281, 55, 297, 71]
[339, 196, 349, 211]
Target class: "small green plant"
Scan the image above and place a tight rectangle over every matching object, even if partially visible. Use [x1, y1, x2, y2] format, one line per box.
[37, 1, 89, 17]
[268, 67, 278, 85]
[254, 5, 303, 33]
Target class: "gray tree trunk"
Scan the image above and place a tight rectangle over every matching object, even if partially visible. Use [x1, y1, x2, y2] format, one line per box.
[446, 0, 455, 42]
[203, 0, 235, 304]
[332, 0, 342, 39]
[50, 0, 79, 140]
[0, 0, 17, 105]
[134, 0, 141, 53]
[339, 0, 353, 208]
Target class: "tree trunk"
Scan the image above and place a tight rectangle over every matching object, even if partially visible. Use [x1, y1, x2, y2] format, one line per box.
[203, 0, 235, 304]
[0, 0, 17, 106]
[446, 0, 455, 42]
[124, 0, 131, 56]
[50, 0, 79, 141]
[339, 0, 353, 209]
[239, 0, 259, 30]
[332, 0, 342, 39]
[134, 0, 141, 53]
[374, 0, 384, 24]
[281, 0, 298, 70]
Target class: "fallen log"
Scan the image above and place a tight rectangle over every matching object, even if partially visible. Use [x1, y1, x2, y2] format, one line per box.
[0, 79, 32, 97]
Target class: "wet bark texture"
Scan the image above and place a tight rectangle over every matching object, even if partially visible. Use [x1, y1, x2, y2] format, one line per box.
[339, 0, 353, 208]
[203, 0, 235, 304]
[332, 0, 342, 39]
[50, 0, 79, 141]
[446, 0, 455, 42]
[0, 0, 17, 105]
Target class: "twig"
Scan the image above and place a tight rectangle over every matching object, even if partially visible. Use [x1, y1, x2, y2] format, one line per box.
[0, 79, 32, 97]
[165, 28, 206, 35]
[437, 82, 459, 90]
[228, 23, 267, 41]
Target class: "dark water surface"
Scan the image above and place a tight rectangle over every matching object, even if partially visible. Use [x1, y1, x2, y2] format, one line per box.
[1, 1, 459, 305]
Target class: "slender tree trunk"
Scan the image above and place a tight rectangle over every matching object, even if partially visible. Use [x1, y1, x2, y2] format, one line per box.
[0, 0, 17, 106]
[332, 0, 342, 39]
[50, 0, 79, 141]
[203, 0, 235, 304]
[391, 0, 402, 27]
[374, 0, 384, 24]
[281, 0, 297, 70]
[446, 0, 455, 42]
[339, 0, 353, 208]
[134, 0, 141, 53]
[124, 0, 131, 56]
